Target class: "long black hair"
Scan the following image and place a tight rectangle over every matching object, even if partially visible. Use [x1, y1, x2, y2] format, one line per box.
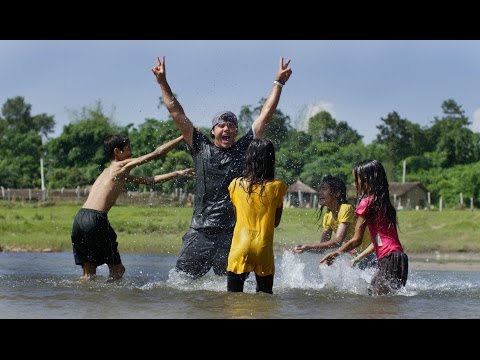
[353, 159, 398, 229]
[240, 139, 275, 200]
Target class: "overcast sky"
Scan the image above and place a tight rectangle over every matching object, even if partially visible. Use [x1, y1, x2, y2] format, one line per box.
[1, 40, 479, 144]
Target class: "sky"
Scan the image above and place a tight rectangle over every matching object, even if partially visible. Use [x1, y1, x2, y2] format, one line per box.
[1, 40, 480, 144]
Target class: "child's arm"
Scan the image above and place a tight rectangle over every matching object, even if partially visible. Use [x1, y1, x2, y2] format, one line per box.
[293, 222, 351, 253]
[293, 229, 330, 253]
[321, 216, 367, 266]
[352, 243, 375, 266]
[126, 168, 194, 185]
[119, 135, 184, 174]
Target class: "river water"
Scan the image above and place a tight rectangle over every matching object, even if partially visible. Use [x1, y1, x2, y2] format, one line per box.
[1, 251, 479, 318]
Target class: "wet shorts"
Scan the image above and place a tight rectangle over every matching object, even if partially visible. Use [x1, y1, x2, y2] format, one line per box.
[227, 272, 274, 294]
[175, 227, 233, 278]
[71, 208, 121, 267]
[369, 251, 408, 295]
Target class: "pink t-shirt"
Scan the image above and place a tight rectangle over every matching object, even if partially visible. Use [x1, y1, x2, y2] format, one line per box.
[355, 196, 403, 260]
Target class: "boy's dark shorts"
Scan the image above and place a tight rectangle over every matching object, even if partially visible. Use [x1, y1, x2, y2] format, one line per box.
[71, 208, 121, 267]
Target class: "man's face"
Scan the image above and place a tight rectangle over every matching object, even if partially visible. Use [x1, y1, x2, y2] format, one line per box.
[211, 121, 237, 148]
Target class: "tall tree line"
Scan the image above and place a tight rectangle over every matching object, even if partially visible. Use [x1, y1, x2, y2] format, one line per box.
[1, 96, 479, 207]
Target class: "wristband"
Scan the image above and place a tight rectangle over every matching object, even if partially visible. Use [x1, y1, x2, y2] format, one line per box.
[273, 80, 284, 88]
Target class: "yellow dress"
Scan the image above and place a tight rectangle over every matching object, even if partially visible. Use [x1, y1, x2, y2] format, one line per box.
[322, 203, 371, 252]
[227, 178, 288, 276]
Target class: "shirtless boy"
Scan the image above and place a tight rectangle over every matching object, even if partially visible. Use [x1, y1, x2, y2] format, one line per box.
[71, 134, 193, 281]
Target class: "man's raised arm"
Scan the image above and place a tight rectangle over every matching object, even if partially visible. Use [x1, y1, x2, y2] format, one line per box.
[152, 56, 194, 147]
[252, 57, 292, 139]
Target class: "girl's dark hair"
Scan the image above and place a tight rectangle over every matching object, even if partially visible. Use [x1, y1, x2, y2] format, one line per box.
[104, 135, 130, 160]
[353, 159, 398, 229]
[241, 139, 275, 199]
[317, 174, 348, 215]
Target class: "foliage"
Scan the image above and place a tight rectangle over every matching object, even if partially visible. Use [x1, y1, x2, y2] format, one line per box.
[308, 111, 362, 146]
[0, 97, 54, 188]
[376, 111, 428, 165]
[45, 102, 122, 187]
[428, 99, 480, 167]
[1, 96, 55, 138]
[2, 96, 480, 209]
[239, 98, 292, 148]
[409, 162, 480, 207]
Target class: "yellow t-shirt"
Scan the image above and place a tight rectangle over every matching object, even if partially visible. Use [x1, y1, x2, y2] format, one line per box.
[227, 178, 288, 276]
[322, 203, 371, 252]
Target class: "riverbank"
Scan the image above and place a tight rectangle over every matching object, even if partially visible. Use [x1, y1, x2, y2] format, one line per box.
[2, 204, 480, 254]
[409, 252, 480, 271]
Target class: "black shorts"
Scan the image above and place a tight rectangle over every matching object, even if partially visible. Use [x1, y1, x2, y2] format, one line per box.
[175, 227, 233, 278]
[369, 251, 408, 295]
[71, 208, 121, 267]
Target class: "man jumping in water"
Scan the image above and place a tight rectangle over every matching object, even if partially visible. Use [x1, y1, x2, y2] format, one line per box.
[152, 56, 292, 278]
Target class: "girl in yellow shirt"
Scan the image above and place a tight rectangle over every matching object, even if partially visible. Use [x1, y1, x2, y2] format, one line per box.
[227, 139, 288, 294]
[293, 175, 374, 269]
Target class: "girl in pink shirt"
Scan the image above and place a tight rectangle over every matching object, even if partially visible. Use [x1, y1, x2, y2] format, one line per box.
[321, 159, 408, 295]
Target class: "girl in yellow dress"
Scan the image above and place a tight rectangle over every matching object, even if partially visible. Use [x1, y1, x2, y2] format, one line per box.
[227, 139, 288, 294]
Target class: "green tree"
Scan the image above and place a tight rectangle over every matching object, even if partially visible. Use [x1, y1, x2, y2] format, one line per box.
[45, 102, 121, 187]
[239, 98, 291, 148]
[300, 142, 369, 190]
[308, 111, 336, 141]
[413, 162, 480, 208]
[1, 96, 55, 139]
[0, 97, 55, 188]
[308, 111, 362, 146]
[428, 99, 479, 167]
[238, 105, 254, 135]
[128, 118, 194, 192]
[376, 111, 428, 166]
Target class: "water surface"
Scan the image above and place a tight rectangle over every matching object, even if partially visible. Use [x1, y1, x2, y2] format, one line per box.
[1, 252, 479, 318]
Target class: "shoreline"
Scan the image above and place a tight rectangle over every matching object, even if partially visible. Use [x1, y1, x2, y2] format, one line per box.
[409, 252, 480, 272]
[2, 247, 480, 272]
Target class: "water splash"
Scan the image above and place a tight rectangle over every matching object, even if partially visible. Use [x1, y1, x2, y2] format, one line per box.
[276, 250, 371, 294]
[165, 268, 226, 292]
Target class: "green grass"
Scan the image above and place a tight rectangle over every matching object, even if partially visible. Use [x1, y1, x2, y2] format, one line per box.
[1, 201, 479, 254]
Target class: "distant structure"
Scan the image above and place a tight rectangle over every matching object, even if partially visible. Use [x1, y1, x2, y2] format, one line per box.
[294, 101, 335, 131]
[285, 180, 317, 208]
[389, 182, 428, 210]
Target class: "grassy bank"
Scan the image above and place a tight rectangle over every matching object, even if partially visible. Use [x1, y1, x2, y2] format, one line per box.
[1, 201, 479, 254]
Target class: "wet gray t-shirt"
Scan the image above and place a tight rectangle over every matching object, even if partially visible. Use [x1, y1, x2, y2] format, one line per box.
[188, 127, 254, 231]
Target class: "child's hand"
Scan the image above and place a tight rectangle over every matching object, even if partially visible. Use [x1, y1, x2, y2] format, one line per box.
[179, 168, 195, 177]
[351, 257, 359, 267]
[292, 244, 306, 254]
[320, 251, 339, 266]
